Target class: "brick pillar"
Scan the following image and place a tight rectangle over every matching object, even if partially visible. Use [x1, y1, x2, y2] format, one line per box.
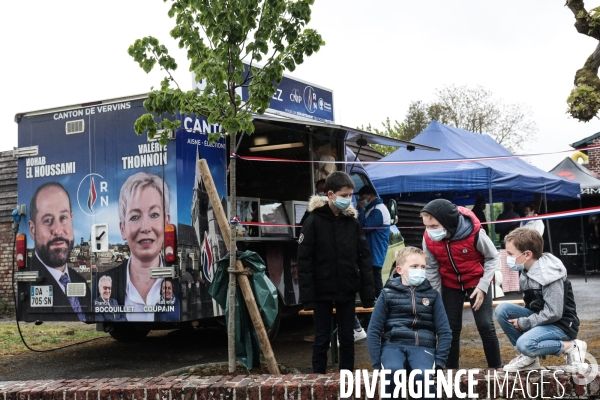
[588, 137, 600, 176]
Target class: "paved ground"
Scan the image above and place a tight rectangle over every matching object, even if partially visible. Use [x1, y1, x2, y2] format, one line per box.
[1, 275, 598, 381]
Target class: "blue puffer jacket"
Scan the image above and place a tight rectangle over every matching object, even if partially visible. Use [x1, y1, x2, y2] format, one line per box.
[367, 276, 452, 369]
[358, 197, 390, 268]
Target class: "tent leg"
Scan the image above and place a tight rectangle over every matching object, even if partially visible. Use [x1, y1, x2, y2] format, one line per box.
[543, 192, 553, 255]
[580, 198, 588, 283]
[488, 188, 496, 300]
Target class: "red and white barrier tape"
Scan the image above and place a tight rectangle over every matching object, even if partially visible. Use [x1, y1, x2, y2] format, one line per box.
[237, 206, 600, 230]
[233, 144, 600, 166]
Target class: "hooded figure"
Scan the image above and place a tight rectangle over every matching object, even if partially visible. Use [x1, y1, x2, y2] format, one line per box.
[420, 198, 503, 369]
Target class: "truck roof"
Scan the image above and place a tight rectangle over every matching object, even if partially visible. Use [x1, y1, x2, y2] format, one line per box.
[15, 93, 439, 153]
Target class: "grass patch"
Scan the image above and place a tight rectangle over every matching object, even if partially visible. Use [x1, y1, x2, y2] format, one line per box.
[0, 323, 107, 356]
[353, 319, 600, 372]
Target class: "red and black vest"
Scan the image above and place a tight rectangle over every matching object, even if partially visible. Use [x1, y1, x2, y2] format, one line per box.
[424, 207, 485, 291]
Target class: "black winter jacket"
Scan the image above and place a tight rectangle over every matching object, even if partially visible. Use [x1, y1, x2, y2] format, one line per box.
[297, 195, 375, 308]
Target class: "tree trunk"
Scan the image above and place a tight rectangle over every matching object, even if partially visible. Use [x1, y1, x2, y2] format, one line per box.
[197, 158, 281, 375]
[228, 132, 237, 373]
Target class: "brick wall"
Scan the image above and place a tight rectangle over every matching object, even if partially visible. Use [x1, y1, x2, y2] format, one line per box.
[588, 137, 600, 176]
[0, 370, 599, 399]
[0, 150, 18, 313]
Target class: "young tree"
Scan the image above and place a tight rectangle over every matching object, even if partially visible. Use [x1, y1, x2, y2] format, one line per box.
[129, 0, 324, 145]
[566, 1, 600, 122]
[128, 0, 324, 374]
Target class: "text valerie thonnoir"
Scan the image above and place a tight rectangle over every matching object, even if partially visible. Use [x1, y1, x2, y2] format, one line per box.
[340, 369, 567, 399]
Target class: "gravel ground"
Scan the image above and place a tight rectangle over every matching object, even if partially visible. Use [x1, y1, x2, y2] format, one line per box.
[1, 275, 598, 381]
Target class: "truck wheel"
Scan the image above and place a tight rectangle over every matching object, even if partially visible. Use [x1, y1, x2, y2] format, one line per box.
[108, 325, 150, 342]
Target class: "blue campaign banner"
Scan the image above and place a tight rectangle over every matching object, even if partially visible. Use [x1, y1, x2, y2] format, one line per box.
[16, 98, 180, 322]
[194, 64, 335, 123]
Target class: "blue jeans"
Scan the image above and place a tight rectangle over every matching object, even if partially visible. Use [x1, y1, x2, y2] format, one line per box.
[380, 344, 437, 399]
[495, 302, 569, 357]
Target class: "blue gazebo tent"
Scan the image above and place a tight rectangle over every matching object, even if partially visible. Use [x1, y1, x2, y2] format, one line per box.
[367, 121, 581, 204]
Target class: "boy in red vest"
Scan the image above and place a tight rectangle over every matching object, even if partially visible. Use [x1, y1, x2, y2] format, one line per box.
[421, 199, 503, 369]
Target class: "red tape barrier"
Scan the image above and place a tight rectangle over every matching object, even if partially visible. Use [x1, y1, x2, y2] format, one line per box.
[233, 144, 600, 165]
[238, 206, 600, 230]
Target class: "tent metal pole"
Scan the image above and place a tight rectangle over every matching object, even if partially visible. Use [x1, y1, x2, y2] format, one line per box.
[488, 186, 496, 300]
[580, 198, 588, 283]
[544, 190, 553, 254]
[488, 187, 495, 241]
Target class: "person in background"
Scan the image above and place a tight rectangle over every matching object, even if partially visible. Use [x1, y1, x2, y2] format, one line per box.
[473, 197, 489, 234]
[356, 185, 391, 339]
[496, 228, 586, 372]
[298, 171, 375, 373]
[520, 202, 545, 236]
[421, 199, 503, 369]
[314, 142, 336, 181]
[367, 247, 452, 398]
[357, 185, 391, 298]
[495, 201, 521, 249]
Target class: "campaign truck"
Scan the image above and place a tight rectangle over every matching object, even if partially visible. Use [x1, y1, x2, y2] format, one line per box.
[12, 94, 436, 341]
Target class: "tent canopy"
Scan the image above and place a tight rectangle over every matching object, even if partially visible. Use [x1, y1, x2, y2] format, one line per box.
[549, 157, 600, 195]
[367, 121, 581, 204]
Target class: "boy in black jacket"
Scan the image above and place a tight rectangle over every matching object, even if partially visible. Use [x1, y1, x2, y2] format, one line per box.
[298, 171, 375, 373]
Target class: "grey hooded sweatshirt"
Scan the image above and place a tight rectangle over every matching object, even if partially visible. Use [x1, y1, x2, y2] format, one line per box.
[517, 253, 580, 339]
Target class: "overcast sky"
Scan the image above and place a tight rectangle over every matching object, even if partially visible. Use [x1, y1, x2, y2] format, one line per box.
[2, 1, 600, 171]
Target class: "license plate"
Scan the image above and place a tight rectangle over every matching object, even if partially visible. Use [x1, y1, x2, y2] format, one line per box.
[31, 285, 53, 307]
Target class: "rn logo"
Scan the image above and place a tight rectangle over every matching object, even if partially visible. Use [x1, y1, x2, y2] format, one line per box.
[77, 173, 109, 216]
[290, 88, 302, 103]
[304, 86, 318, 114]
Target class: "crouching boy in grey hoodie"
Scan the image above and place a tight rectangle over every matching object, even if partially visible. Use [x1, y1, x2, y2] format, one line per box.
[495, 228, 587, 373]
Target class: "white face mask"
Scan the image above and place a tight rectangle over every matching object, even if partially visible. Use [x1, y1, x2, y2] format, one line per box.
[427, 227, 447, 242]
[506, 251, 527, 271]
[403, 268, 426, 286]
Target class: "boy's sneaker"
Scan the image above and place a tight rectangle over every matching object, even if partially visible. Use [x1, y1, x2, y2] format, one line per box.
[503, 354, 542, 372]
[354, 328, 367, 341]
[564, 339, 589, 373]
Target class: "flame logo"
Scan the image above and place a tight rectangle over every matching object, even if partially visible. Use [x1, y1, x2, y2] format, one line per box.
[87, 177, 98, 212]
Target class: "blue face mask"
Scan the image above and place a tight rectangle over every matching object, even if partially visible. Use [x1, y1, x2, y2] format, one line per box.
[361, 199, 369, 208]
[427, 227, 447, 242]
[332, 193, 351, 210]
[406, 268, 426, 286]
[506, 252, 527, 271]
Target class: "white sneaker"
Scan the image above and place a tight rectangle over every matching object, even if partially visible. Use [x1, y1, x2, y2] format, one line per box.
[503, 354, 542, 372]
[564, 339, 589, 373]
[354, 328, 367, 341]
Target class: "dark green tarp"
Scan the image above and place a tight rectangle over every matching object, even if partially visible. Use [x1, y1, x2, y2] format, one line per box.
[208, 250, 279, 369]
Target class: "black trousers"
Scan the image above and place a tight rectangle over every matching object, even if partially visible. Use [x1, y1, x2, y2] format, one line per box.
[442, 286, 503, 369]
[372, 266, 383, 298]
[312, 299, 355, 373]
